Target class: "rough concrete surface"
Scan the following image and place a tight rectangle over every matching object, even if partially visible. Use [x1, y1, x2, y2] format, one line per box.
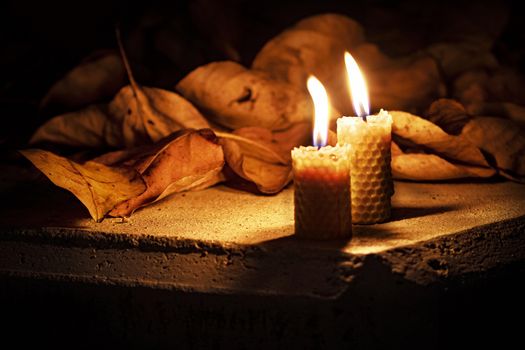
[1, 179, 525, 348]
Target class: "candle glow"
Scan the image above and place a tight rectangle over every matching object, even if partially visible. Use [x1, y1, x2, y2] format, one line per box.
[291, 75, 352, 239]
[338, 51, 394, 224]
[344, 51, 370, 118]
[307, 75, 330, 147]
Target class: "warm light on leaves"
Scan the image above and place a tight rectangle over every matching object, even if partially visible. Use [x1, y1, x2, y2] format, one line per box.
[20, 149, 146, 222]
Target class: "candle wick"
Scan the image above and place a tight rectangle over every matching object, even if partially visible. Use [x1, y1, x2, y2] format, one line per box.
[362, 115, 367, 122]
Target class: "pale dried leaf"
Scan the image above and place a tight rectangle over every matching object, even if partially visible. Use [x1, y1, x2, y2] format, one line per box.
[461, 117, 525, 181]
[19, 149, 146, 221]
[176, 61, 311, 130]
[392, 153, 495, 181]
[390, 111, 490, 168]
[109, 85, 210, 147]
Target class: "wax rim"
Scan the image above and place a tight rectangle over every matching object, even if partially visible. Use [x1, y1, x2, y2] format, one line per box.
[337, 109, 392, 126]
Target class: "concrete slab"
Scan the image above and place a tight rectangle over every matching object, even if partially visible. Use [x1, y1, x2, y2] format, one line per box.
[2, 180, 524, 251]
[1, 178, 525, 348]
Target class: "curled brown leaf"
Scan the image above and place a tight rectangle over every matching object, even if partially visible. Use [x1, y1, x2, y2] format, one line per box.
[217, 127, 297, 194]
[390, 111, 490, 168]
[101, 129, 225, 217]
[176, 61, 311, 131]
[19, 149, 146, 222]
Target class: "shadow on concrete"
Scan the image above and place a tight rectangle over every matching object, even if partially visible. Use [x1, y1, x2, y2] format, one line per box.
[390, 205, 456, 221]
[0, 181, 91, 228]
[351, 224, 401, 240]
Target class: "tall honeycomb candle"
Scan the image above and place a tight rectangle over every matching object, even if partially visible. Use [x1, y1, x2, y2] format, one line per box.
[292, 75, 352, 240]
[337, 111, 393, 224]
[337, 51, 394, 224]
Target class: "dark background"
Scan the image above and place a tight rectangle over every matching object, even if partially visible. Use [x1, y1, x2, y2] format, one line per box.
[1, 0, 523, 147]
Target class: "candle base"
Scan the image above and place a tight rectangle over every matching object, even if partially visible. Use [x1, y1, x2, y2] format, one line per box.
[294, 179, 351, 240]
[292, 146, 352, 240]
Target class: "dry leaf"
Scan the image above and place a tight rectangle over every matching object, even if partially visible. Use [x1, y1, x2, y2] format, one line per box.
[110, 30, 210, 146]
[176, 61, 312, 130]
[31, 84, 209, 149]
[19, 149, 146, 222]
[217, 127, 293, 193]
[40, 50, 126, 114]
[109, 85, 210, 147]
[103, 129, 225, 217]
[426, 99, 471, 135]
[390, 111, 490, 168]
[31, 33, 209, 149]
[392, 153, 495, 181]
[461, 117, 525, 181]
[252, 14, 364, 114]
[391, 141, 403, 157]
[252, 13, 445, 114]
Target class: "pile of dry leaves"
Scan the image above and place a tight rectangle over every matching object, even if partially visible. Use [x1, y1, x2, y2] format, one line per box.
[22, 14, 525, 221]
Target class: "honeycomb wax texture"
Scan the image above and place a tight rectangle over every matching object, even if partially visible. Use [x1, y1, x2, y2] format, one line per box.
[337, 110, 394, 224]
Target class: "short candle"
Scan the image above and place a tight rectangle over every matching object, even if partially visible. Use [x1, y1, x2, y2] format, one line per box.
[292, 145, 352, 239]
[291, 75, 352, 240]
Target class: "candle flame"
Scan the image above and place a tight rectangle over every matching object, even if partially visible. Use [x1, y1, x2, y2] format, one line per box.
[307, 75, 330, 147]
[344, 51, 370, 118]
